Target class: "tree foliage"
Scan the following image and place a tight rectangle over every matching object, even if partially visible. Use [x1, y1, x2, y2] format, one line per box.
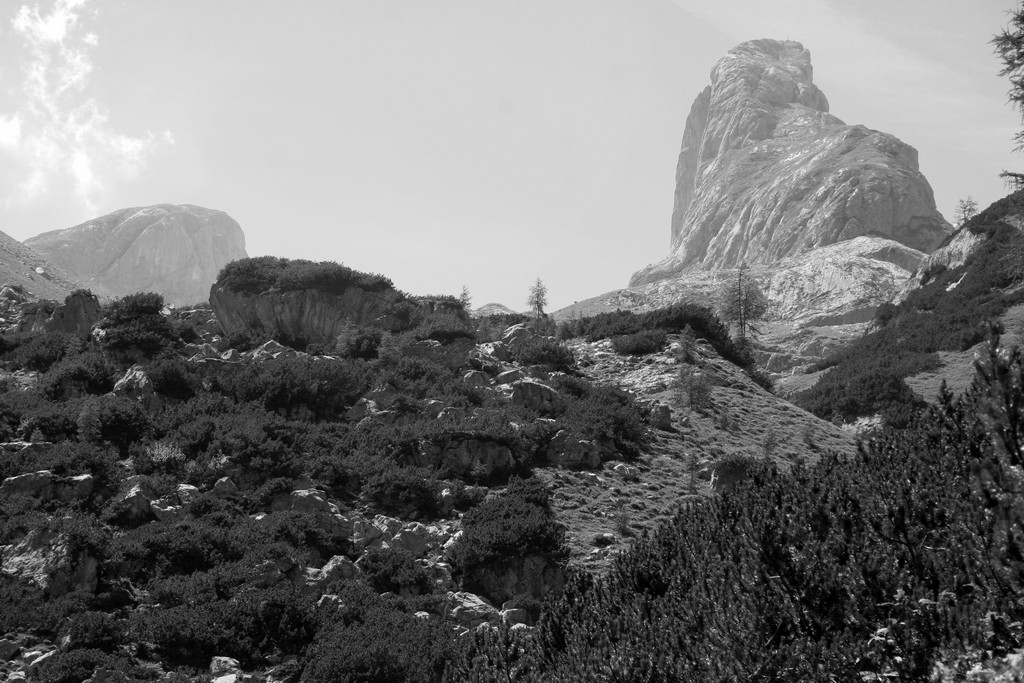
[526, 277, 547, 318]
[994, 5, 1024, 150]
[716, 262, 768, 342]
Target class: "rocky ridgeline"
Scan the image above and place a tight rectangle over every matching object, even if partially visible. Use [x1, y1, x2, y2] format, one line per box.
[25, 204, 247, 307]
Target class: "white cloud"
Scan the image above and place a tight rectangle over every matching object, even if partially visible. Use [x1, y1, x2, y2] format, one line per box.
[2, 0, 172, 215]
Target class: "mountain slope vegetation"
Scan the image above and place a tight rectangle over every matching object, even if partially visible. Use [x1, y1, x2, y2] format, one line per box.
[793, 189, 1024, 426]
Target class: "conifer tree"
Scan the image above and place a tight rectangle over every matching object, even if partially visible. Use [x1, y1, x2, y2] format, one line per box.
[527, 277, 547, 318]
[717, 262, 767, 343]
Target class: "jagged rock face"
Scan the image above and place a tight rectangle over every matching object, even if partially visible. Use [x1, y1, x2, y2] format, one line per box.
[25, 204, 247, 306]
[631, 39, 950, 286]
[209, 284, 408, 346]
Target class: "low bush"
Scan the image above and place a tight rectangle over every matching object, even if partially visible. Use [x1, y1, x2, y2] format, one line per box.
[39, 351, 116, 399]
[143, 357, 199, 401]
[304, 589, 460, 683]
[358, 547, 433, 595]
[336, 325, 384, 360]
[362, 465, 442, 519]
[554, 375, 645, 457]
[610, 329, 667, 355]
[511, 338, 575, 371]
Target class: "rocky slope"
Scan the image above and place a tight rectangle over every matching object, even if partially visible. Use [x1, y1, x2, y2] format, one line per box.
[0, 229, 83, 303]
[25, 204, 247, 306]
[632, 39, 949, 285]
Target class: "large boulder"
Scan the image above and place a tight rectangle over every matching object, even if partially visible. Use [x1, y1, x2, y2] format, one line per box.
[1, 529, 98, 596]
[25, 204, 247, 306]
[446, 591, 500, 629]
[112, 365, 161, 411]
[511, 379, 566, 416]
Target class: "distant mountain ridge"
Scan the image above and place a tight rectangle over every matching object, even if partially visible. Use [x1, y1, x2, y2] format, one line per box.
[25, 204, 248, 306]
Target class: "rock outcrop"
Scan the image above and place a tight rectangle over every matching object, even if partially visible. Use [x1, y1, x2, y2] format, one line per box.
[25, 204, 247, 306]
[631, 39, 950, 286]
[16, 289, 101, 337]
[209, 284, 408, 347]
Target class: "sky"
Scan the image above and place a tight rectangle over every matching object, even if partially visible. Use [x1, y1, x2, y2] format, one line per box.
[0, 0, 1020, 311]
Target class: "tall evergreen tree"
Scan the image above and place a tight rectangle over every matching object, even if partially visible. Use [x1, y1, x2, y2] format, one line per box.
[716, 262, 767, 343]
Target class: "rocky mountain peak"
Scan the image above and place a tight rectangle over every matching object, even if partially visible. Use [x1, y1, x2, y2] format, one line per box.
[24, 204, 248, 306]
[635, 38, 950, 285]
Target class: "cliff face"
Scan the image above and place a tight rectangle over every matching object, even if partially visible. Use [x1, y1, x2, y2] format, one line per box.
[25, 204, 248, 306]
[632, 39, 950, 286]
[209, 284, 408, 346]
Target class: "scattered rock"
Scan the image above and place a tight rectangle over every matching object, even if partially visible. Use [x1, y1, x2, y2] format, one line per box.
[213, 477, 238, 497]
[511, 379, 565, 416]
[545, 430, 601, 470]
[500, 608, 530, 626]
[210, 656, 240, 676]
[446, 591, 500, 628]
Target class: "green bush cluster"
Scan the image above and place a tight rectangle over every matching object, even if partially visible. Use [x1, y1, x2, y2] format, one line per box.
[610, 329, 667, 355]
[510, 337, 575, 370]
[448, 477, 567, 579]
[795, 190, 1024, 425]
[216, 256, 395, 296]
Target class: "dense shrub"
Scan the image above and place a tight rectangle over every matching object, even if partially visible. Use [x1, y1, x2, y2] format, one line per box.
[58, 610, 124, 652]
[610, 329, 667, 355]
[9, 331, 85, 372]
[212, 355, 368, 420]
[448, 477, 566, 577]
[217, 256, 395, 295]
[511, 337, 575, 371]
[39, 351, 116, 399]
[362, 465, 442, 519]
[305, 586, 461, 683]
[143, 357, 199, 401]
[335, 325, 384, 360]
[358, 547, 433, 595]
[553, 375, 645, 457]
[796, 191, 1024, 424]
[100, 292, 177, 356]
